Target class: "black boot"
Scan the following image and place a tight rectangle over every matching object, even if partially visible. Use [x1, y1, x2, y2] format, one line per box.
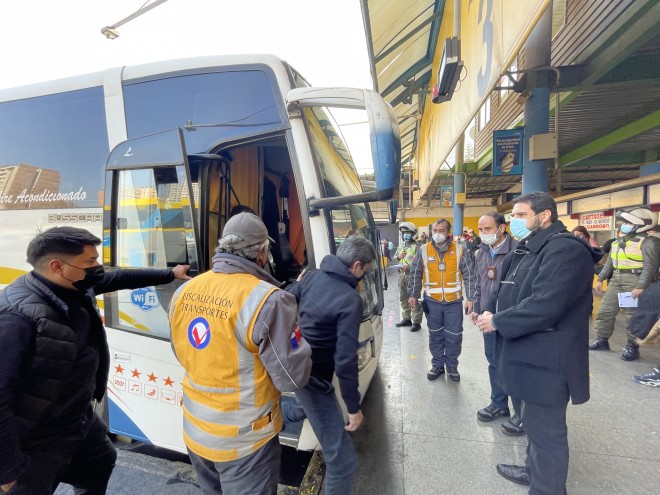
[588, 338, 610, 351]
[395, 319, 412, 327]
[621, 341, 640, 361]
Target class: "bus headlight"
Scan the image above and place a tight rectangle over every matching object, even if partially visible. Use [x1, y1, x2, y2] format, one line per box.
[357, 338, 374, 371]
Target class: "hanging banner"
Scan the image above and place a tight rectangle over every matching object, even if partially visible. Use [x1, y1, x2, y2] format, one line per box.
[493, 128, 524, 176]
[440, 186, 454, 207]
[415, 0, 552, 193]
[580, 212, 612, 231]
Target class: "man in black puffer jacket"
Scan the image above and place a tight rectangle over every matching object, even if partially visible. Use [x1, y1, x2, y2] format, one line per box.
[0, 227, 190, 494]
[284, 235, 376, 495]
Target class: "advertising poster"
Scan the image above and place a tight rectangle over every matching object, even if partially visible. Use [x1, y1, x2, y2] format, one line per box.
[493, 128, 524, 176]
[580, 212, 612, 231]
[440, 186, 453, 207]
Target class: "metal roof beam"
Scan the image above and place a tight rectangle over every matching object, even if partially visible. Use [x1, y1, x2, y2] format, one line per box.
[577, 0, 660, 88]
[560, 108, 660, 167]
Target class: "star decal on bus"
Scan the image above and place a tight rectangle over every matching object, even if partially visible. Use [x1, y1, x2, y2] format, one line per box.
[148, 372, 158, 383]
[163, 376, 174, 387]
[131, 368, 141, 378]
[114, 364, 124, 374]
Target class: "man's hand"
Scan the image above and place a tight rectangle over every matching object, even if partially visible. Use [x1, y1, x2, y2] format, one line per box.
[1, 481, 17, 493]
[400, 264, 410, 273]
[345, 410, 364, 432]
[631, 288, 644, 299]
[296, 268, 307, 282]
[469, 311, 479, 325]
[477, 311, 496, 333]
[408, 296, 417, 308]
[595, 281, 604, 293]
[172, 265, 192, 280]
[397, 252, 405, 260]
[464, 300, 473, 315]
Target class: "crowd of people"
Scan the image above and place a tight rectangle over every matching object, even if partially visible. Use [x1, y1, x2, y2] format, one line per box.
[1, 193, 657, 495]
[393, 193, 659, 494]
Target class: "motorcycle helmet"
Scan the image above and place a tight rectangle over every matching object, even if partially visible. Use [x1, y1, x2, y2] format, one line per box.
[616, 207, 658, 234]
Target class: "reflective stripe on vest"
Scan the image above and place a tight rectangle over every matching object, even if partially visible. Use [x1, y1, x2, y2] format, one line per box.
[421, 242, 463, 302]
[169, 272, 282, 462]
[611, 237, 644, 270]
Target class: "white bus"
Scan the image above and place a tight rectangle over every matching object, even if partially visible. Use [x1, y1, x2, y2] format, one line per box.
[0, 55, 400, 452]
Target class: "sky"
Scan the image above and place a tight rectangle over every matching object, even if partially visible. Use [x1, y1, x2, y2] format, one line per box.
[0, 0, 374, 170]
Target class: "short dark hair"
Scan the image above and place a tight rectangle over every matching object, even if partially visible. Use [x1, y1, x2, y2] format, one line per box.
[26, 227, 101, 267]
[336, 236, 377, 266]
[571, 225, 591, 239]
[514, 192, 558, 222]
[483, 211, 507, 227]
[434, 218, 452, 231]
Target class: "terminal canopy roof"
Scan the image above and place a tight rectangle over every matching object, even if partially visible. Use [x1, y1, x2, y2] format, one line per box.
[360, 0, 660, 204]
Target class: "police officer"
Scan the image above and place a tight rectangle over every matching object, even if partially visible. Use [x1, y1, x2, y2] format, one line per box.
[394, 222, 423, 332]
[407, 218, 475, 381]
[169, 213, 312, 495]
[589, 207, 660, 361]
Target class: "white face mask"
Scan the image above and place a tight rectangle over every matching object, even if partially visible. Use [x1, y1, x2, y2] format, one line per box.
[481, 228, 503, 246]
[432, 233, 447, 244]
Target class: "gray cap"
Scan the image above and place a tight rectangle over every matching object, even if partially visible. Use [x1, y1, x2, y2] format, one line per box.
[221, 212, 274, 248]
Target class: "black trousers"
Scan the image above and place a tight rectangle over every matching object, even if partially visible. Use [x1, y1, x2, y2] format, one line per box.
[522, 401, 569, 495]
[12, 407, 117, 495]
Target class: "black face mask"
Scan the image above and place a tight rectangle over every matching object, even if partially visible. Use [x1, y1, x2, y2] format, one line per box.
[61, 261, 105, 291]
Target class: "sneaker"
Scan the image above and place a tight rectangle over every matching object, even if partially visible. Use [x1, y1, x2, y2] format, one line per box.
[477, 404, 511, 422]
[588, 338, 610, 351]
[633, 368, 660, 387]
[395, 319, 412, 327]
[427, 366, 445, 380]
[621, 341, 640, 361]
[410, 323, 421, 332]
[446, 367, 460, 382]
[501, 413, 526, 436]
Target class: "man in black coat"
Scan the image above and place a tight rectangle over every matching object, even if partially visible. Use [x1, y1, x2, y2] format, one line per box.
[0, 227, 190, 494]
[284, 235, 376, 495]
[477, 192, 601, 495]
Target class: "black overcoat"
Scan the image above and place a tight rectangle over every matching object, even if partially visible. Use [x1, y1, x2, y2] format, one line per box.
[487, 221, 601, 407]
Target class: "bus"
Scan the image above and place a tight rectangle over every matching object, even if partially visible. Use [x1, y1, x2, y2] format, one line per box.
[0, 54, 400, 453]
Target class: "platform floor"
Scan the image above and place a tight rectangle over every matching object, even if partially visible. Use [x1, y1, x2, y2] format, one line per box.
[351, 266, 660, 495]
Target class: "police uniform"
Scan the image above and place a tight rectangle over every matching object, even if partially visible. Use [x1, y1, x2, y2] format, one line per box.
[394, 240, 423, 326]
[594, 233, 660, 342]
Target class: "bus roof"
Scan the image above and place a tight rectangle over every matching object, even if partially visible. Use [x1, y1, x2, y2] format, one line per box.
[0, 54, 290, 103]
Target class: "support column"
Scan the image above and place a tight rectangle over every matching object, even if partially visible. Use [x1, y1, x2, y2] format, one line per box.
[453, 136, 465, 237]
[522, 5, 552, 194]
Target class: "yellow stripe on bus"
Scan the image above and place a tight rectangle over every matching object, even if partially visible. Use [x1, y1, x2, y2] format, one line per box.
[0, 266, 27, 285]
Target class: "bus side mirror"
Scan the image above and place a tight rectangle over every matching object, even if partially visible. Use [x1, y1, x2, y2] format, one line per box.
[287, 88, 401, 209]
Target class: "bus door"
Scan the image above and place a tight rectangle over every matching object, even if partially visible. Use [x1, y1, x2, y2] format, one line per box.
[102, 127, 202, 453]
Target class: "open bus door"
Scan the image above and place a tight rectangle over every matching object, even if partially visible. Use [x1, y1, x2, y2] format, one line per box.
[101, 127, 221, 452]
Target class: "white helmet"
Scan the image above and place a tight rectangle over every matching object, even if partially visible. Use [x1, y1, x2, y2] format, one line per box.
[617, 207, 658, 233]
[399, 221, 417, 235]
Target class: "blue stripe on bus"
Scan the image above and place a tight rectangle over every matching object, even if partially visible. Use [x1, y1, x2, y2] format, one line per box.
[108, 400, 152, 444]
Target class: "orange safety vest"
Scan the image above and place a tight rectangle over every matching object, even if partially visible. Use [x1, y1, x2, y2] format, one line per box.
[420, 241, 464, 302]
[169, 271, 281, 462]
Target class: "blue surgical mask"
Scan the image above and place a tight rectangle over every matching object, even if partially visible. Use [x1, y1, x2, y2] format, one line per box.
[402, 233, 412, 241]
[620, 224, 634, 235]
[510, 217, 531, 240]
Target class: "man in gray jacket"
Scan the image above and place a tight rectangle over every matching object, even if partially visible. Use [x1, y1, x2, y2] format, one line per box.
[169, 213, 312, 495]
[469, 212, 524, 436]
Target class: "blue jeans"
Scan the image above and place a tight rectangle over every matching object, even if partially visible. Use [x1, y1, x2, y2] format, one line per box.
[484, 332, 521, 413]
[292, 376, 357, 495]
